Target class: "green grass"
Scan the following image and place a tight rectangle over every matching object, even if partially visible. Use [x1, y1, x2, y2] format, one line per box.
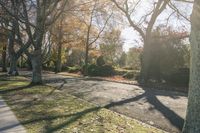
[0, 75, 165, 133]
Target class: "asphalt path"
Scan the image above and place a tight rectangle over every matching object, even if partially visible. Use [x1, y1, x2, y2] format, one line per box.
[40, 72, 187, 133]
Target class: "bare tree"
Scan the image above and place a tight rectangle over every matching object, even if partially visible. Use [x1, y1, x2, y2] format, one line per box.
[112, 0, 170, 82]
[0, 1, 11, 73]
[0, 0, 68, 84]
[51, 15, 65, 73]
[0, 32, 7, 72]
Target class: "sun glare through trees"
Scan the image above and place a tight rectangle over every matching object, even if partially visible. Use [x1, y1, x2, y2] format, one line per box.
[0, 0, 199, 133]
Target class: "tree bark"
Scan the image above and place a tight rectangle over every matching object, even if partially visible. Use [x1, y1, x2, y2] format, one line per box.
[30, 50, 42, 85]
[8, 25, 19, 76]
[26, 55, 32, 70]
[182, 1, 200, 132]
[55, 42, 62, 73]
[112, 0, 169, 84]
[20, 55, 24, 68]
[8, 56, 19, 76]
[84, 44, 89, 76]
[140, 39, 152, 83]
[2, 44, 7, 72]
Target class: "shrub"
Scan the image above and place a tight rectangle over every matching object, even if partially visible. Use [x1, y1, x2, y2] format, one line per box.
[114, 68, 133, 75]
[96, 56, 105, 66]
[122, 66, 134, 70]
[123, 71, 140, 80]
[87, 64, 114, 77]
[163, 68, 189, 86]
[99, 65, 114, 76]
[81, 64, 87, 74]
[67, 66, 81, 73]
[88, 64, 100, 76]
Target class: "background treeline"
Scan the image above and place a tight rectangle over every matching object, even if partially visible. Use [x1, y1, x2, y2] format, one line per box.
[0, 0, 190, 87]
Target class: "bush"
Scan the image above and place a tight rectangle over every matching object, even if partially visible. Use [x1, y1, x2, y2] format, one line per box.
[114, 68, 133, 75]
[88, 64, 100, 76]
[141, 27, 190, 82]
[96, 56, 105, 66]
[87, 64, 114, 77]
[122, 66, 134, 70]
[99, 65, 114, 76]
[123, 71, 140, 80]
[163, 68, 189, 86]
[67, 66, 81, 73]
[43, 66, 54, 71]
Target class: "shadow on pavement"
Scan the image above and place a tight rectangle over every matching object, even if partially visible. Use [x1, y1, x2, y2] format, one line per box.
[104, 89, 184, 131]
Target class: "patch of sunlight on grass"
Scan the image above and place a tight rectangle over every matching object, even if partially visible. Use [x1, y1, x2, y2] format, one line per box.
[1, 76, 165, 133]
[0, 76, 29, 90]
[0, 81, 29, 90]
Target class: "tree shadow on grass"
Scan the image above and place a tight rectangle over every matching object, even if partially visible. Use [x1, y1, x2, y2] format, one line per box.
[0, 78, 185, 132]
[19, 106, 101, 133]
[41, 79, 185, 132]
[17, 90, 183, 133]
[44, 107, 101, 133]
[0, 85, 32, 94]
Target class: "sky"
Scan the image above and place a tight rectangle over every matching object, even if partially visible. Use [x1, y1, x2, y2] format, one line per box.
[120, 0, 193, 52]
[121, 27, 141, 52]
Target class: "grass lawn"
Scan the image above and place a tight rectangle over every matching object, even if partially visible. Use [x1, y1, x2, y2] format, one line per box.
[0, 74, 165, 133]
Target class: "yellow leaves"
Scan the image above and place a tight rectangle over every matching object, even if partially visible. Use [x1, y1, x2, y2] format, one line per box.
[89, 50, 101, 58]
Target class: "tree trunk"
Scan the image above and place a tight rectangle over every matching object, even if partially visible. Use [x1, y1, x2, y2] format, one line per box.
[30, 50, 42, 85]
[140, 40, 151, 83]
[27, 55, 32, 70]
[2, 44, 7, 72]
[8, 56, 19, 76]
[84, 45, 89, 76]
[20, 55, 24, 68]
[182, 1, 200, 132]
[8, 26, 19, 75]
[55, 42, 62, 73]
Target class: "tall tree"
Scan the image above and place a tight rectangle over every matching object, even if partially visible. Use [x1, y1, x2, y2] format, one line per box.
[112, 0, 170, 82]
[52, 16, 65, 73]
[1, 42, 7, 72]
[126, 47, 142, 70]
[0, 1, 10, 73]
[182, 0, 200, 132]
[0, 1, 30, 75]
[74, 0, 113, 75]
[0, 29, 8, 72]
[100, 28, 124, 65]
[0, 0, 68, 84]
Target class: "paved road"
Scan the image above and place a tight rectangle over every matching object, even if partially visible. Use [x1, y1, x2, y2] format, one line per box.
[0, 97, 26, 133]
[37, 72, 187, 133]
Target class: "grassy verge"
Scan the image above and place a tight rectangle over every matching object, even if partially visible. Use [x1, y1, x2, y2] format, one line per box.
[0, 75, 165, 133]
